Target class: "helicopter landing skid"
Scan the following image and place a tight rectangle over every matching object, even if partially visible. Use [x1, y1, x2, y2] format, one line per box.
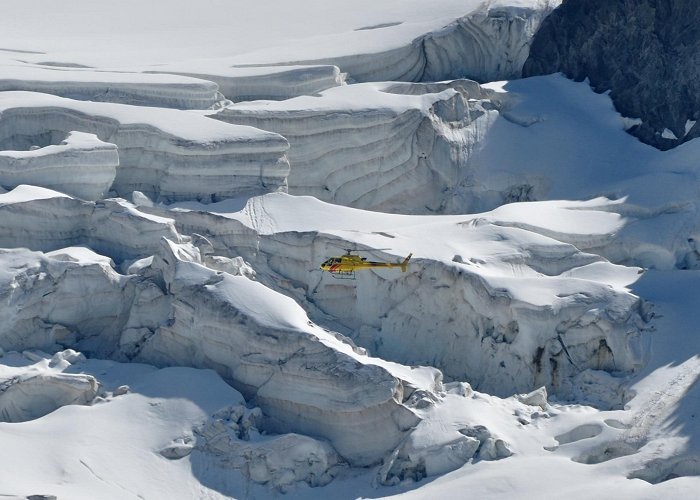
[330, 270, 355, 280]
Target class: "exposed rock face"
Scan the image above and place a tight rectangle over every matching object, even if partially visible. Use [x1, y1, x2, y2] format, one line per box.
[523, 0, 700, 150]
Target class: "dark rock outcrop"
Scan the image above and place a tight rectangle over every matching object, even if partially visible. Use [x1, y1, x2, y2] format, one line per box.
[523, 0, 700, 150]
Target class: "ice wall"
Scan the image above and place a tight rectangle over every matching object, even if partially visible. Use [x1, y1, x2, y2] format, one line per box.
[0, 239, 439, 467]
[214, 80, 499, 213]
[0, 65, 226, 109]
[0, 131, 117, 200]
[125, 239, 432, 466]
[0, 246, 133, 355]
[0, 371, 98, 423]
[0, 92, 289, 202]
[267, 238, 646, 402]
[294, 2, 559, 83]
[0, 186, 180, 260]
[148, 64, 345, 102]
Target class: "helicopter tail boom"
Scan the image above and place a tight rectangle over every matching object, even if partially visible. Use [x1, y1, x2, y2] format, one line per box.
[400, 253, 412, 272]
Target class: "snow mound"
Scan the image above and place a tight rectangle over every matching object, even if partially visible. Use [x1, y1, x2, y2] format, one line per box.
[0, 351, 98, 422]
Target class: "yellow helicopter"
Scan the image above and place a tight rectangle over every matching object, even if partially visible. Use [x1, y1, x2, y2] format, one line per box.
[320, 248, 412, 279]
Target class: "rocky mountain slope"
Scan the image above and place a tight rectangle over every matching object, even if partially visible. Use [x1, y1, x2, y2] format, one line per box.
[523, 0, 700, 150]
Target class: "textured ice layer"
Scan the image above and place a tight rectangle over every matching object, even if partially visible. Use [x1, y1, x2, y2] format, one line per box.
[0, 245, 137, 355]
[296, 1, 559, 83]
[214, 80, 499, 213]
[0, 131, 117, 200]
[126, 239, 436, 466]
[0, 92, 289, 202]
[0, 64, 225, 109]
[149, 64, 345, 102]
[193, 407, 343, 491]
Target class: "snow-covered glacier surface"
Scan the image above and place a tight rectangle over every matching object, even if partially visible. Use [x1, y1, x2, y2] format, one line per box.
[1, 0, 700, 499]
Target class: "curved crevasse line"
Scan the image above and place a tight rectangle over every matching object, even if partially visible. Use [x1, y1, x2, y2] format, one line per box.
[149, 65, 346, 103]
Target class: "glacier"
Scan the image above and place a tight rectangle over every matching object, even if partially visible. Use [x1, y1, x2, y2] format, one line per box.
[1, 0, 699, 498]
[0, 92, 290, 202]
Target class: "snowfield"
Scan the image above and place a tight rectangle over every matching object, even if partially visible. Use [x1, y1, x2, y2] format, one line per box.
[0, 0, 699, 499]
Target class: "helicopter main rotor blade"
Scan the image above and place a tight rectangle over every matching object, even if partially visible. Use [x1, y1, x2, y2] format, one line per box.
[326, 243, 393, 252]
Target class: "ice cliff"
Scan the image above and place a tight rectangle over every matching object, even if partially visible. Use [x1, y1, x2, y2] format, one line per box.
[214, 80, 499, 213]
[5, 0, 697, 496]
[274, 0, 560, 83]
[0, 186, 180, 260]
[0, 228, 441, 468]
[147, 64, 346, 102]
[0, 92, 289, 202]
[0, 64, 226, 109]
[0, 131, 117, 200]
